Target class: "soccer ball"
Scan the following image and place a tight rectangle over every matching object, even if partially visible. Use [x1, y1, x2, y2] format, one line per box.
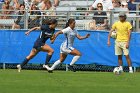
[113, 67, 121, 75]
[111, 31, 117, 39]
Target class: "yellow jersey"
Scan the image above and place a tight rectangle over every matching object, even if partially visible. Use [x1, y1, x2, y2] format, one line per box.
[112, 21, 132, 42]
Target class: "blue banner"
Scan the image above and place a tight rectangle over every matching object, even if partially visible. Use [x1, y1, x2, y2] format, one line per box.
[0, 30, 140, 67]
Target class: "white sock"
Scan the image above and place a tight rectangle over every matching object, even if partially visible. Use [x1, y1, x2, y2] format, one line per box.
[50, 60, 61, 70]
[119, 66, 123, 71]
[129, 66, 133, 71]
[70, 56, 80, 66]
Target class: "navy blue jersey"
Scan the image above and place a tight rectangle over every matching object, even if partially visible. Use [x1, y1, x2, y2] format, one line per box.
[38, 24, 55, 43]
[33, 25, 55, 50]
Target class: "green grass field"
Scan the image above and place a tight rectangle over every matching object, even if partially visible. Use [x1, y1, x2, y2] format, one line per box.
[0, 69, 140, 93]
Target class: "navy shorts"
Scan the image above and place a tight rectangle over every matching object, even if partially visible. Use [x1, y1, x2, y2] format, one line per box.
[33, 41, 45, 50]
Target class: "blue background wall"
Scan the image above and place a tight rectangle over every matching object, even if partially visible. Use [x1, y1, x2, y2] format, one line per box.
[0, 30, 140, 67]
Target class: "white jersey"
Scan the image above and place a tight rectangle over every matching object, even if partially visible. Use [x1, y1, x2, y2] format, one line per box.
[61, 27, 78, 48]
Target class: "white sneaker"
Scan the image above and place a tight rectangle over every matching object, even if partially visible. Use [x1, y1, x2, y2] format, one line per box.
[43, 65, 51, 70]
[17, 65, 21, 72]
[129, 70, 133, 73]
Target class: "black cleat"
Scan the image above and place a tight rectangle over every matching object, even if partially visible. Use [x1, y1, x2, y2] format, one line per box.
[68, 65, 76, 72]
[48, 70, 53, 73]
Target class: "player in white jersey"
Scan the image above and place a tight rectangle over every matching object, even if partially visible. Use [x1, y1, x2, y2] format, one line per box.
[43, 18, 90, 72]
[60, 26, 78, 54]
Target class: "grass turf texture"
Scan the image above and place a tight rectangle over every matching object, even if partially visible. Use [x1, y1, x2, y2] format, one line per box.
[0, 69, 140, 93]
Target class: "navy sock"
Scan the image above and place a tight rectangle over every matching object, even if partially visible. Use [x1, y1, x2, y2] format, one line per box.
[20, 58, 29, 68]
[45, 54, 52, 65]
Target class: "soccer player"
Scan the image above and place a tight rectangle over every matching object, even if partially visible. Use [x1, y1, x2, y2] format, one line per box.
[107, 12, 133, 73]
[17, 19, 57, 72]
[43, 18, 90, 72]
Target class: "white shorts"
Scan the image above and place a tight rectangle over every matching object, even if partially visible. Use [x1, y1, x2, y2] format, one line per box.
[115, 41, 129, 55]
[60, 45, 75, 54]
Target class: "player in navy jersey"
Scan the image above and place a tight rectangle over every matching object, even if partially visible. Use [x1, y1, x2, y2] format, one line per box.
[44, 18, 90, 72]
[17, 19, 57, 72]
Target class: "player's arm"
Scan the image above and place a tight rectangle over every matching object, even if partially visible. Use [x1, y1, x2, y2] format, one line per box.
[127, 29, 132, 43]
[54, 30, 63, 39]
[107, 29, 114, 46]
[50, 30, 55, 41]
[107, 23, 116, 46]
[126, 23, 132, 48]
[51, 30, 63, 44]
[50, 34, 56, 44]
[50, 34, 55, 40]
[126, 29, 132, 48]
[25, 27, 41, 35]
[76, 34, 90, 40]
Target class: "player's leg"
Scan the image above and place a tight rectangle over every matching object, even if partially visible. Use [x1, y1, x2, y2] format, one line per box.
[40, 44, 54, 65]
[68, 48, 81, 72]
[115, 41, 123, 71]
[118, 55, 123, 71]
[44, 53, 67, 73]
[125, 55, 133, 73]
[17, 48, 39, 72]
[44, 45, 68, 72]
[122, 42, 133, 73]
[49, 53, 67, 71]
[70, 48, 81, 65]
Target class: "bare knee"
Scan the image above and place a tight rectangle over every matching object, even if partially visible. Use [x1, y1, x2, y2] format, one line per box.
[71, 49, 82, 56]
[51, 49, 54, 53]
[125, 54, 129, 56]
[125, 55, 130, 59]
[48, 49, 54, 55]
[76, 52, 82, 56]
[60, 58, 65, 63]
[118, 55, 122, 59]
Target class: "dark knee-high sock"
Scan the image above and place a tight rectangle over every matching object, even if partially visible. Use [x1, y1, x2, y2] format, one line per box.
[45, 54, 52, 65]
[20, 58, 29, 68]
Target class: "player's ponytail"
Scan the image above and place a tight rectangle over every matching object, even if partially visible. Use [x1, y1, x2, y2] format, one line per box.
[65, 22, 69, 28]
[65, 18, 75, 28]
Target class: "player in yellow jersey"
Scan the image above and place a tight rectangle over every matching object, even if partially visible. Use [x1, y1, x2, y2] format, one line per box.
[107, 12, 133, 73]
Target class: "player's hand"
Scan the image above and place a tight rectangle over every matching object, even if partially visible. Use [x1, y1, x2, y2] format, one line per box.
[25, 31, 30, 35]
[51, 38, 55, 44]
[50, 34, 55, 40]
[51, 40, 54, 44]
[86, 34, 90, 38]
[107, 41, 111, 46]
[126, 42, 129, 48]
[50, 34, 56, 44]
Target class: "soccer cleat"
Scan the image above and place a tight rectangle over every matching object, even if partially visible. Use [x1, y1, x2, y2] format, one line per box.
[48, 70, 53, 73]
[43, 65, 53, 73]
[17, 65, 21, 72]
[68, 65, 76, 72]
[129, 70, 133, 73]
[43, 65, 52, 70]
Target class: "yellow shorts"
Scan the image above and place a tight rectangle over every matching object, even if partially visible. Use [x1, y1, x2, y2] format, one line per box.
[115, 41, 129, 55]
